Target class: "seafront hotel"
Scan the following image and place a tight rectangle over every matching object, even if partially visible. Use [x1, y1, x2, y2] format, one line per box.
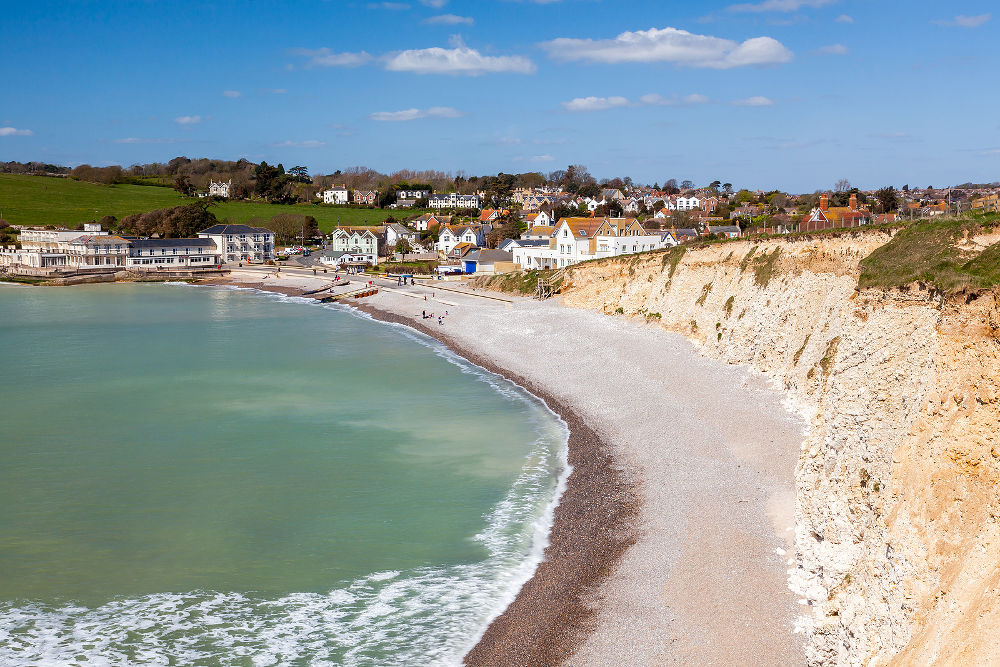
[0, 223, 275, 270]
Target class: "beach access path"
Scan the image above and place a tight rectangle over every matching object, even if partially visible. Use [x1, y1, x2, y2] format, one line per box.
[212, 270, 807, 666]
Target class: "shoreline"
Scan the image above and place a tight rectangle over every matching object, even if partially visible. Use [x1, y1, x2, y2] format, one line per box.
[351, 303, 640, 666]
[198, 275, 641, 664]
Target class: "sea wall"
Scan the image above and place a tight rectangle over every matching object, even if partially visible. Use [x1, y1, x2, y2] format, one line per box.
[538, 233, 1000, 665]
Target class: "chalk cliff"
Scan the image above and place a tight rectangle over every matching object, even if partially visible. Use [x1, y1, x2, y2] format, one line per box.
[509, 231, 1000, 665]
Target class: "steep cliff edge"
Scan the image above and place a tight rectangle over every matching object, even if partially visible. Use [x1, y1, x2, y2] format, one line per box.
[486, 227, 1000, 665]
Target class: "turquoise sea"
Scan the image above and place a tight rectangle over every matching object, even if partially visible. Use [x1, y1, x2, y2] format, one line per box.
[0, 283, 568, 665]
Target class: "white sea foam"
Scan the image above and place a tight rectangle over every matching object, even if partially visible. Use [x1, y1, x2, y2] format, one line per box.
[0, 284, 572, 666]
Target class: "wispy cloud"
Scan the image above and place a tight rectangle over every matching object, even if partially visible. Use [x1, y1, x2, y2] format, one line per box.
[563, 96, 630, 112]
[0, 126, 33, 136]
[291, 38, 532, 75]
[729, 0, 836, 12]
[814, 43, 848, 55]
[367, 2, 410, 9]
[222, 90, 241, 98]
[564, 93, 710, 111]
[369, 106, 465, 121]
[422, 14, 473, 25]
[271, 140, 327, 148]
[289, 47, 374, 68]
[541, 27, 793, 69]
[174, 115, 202, 125]
[263, 88, 288, 94]
[385, 39, 535, 74]
[733, 96, 775, 106]
[640, 93, 710, 106]
[420, 0, 448, 6]
[933, 13, 991, 28]
[835, 14, 853, 23]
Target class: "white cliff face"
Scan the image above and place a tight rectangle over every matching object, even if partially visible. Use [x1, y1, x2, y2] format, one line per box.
[545, 233, 1000, 665]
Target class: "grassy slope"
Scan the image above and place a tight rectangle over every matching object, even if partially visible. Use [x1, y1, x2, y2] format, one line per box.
[859, 214, 1000, 291]
[0, 175, 431, 233]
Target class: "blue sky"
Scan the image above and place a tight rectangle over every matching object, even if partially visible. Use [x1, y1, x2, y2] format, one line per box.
[1, 0, 997, 192]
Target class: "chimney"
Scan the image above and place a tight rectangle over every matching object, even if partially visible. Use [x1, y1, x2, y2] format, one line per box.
[820, 193, 829, 212]
[849, 193, 858, 211]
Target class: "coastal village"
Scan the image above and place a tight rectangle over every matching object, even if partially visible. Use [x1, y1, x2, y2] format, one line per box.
[5, 165, 996, 281]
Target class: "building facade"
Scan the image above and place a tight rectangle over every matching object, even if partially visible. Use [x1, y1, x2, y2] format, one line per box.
[209, 180, 232, 198]
[321, 186, 349, 204]
[197, 224, 275, 264]
[428, 193, 481, 209]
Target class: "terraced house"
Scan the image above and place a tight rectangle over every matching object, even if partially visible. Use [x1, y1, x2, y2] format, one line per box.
[329, 227, 380, 265]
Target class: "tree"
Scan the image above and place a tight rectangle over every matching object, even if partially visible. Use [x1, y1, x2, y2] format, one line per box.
[834, 178, 851, 193]
[173, 174, 194, 196]
[394, 238, 412, 255]
[664, 178, 679, 195]
[708, 180, 721, 192]
[268, 213, 319, 244]
[254, 161, 289, 201]
[874, 187, 899, 214]
[723, 183, 733, 194]
[680, 179, 694, 190]
[288, 165, 310, 183]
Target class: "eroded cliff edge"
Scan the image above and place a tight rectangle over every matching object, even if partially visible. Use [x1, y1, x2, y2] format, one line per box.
[489, 229, 1000, 665]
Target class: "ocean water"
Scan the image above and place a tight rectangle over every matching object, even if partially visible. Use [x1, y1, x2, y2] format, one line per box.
[0, 283, 568, 666]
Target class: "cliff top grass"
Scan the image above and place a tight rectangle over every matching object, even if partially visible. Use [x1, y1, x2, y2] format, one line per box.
[858, 213, 1000, 292]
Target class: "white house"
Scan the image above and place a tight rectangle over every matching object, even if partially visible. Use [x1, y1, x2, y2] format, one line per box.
[435, 224, 486, 254]
[329, 227, 379, 265]
[521, 211, 551, 228]
[385, 222, 419, 249]
[209, 180, 232, 198]
[675, 195, 701, 211]
[428, 193, 481, 209]
[198, 224, 275, 264]
[512, 217, 671, 270]
[396, 189, 430, 200]
[321, 186, 349, 204]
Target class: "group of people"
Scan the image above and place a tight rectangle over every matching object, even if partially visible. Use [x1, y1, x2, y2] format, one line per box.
[422, 309, 449, 326]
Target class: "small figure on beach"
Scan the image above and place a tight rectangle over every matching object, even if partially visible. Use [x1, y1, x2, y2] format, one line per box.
[438, 317, 443, 325]
[422, 310, 426, 319]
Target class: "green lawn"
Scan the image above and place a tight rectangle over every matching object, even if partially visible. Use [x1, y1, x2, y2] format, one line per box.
[0, 174, 185, 226]
[0, 174, 432, 233]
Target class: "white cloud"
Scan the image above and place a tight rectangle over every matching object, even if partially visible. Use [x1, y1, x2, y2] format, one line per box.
[174, 115, 202, 125]
[639, 93, 710, 106]
[563, 96, 630, 112]
[934, 13, 991, 27]
[264, 88, 288, 94]
[835, 14, 853, 23]
[222, 90, 241, 98]
[271, 140, 327, 148]
[384, 41, 535, 75]
[541, 27, 793, 69]
[367, 2, 410, 8]
[369, 106, 465, 121]
[0, 127, 33, 136]
[733, 96, 775, 106]
[420, 0, 448, 6]
[290, 47, 374, 68]
[729, 0, 835, 12]
[530, 154, 554, 162]
[423, 14, 474, 25]
[814, 43, 848, 55]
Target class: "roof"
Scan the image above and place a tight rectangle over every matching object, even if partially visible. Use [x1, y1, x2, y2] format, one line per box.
[708, 225, 741, 234]
[386, 223, 413, 234]
[559, 217, 605, 238]
[467, 249, 513, 264]
[132, 238, 217, 248]
[333, 226, 381, 235]
[199, 224, 272, 235]
[526, 225, 554, 236]
[513, 239, 550, 247]
[69, 234, 129, 245]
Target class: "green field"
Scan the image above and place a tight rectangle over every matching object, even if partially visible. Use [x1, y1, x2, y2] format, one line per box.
[0, 174, 431, 233]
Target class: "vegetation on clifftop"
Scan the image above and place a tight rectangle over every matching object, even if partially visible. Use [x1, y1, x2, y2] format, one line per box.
[859, 214, 1000, 292]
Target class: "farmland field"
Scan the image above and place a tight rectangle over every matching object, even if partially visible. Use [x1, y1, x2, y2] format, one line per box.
[0, 175, 432, 232]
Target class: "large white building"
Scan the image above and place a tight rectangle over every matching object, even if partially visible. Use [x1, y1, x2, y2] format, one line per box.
[321, 186, 349, 204]
[127, 238, 221, 268]
[428, 193, 481, 210]
[197, 224, 275, 264]
[435, 224, 486, 255]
